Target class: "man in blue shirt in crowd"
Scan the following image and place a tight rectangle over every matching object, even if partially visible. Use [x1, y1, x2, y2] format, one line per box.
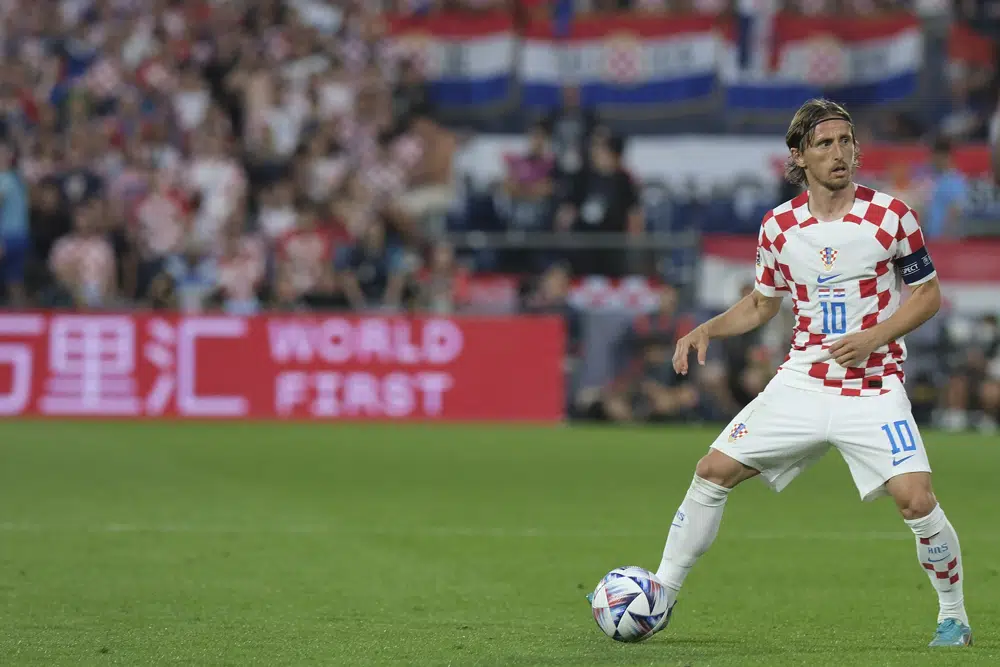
[923, 137, 969, 240]
[0, 143, 28, 305]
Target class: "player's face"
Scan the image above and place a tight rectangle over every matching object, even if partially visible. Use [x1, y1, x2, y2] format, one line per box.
[798, 119, 855, 191]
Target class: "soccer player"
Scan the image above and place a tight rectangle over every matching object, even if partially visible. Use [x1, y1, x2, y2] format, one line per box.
[657, 99, 970, 646]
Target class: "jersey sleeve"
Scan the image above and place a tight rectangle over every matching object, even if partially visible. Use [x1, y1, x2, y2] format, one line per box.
[755, 216, 788, 297]
[893, 208, 937, 286]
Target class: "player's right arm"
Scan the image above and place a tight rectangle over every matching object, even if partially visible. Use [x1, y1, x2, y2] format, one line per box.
[673, 218, 786, 375]
[672, 290, 782, 375]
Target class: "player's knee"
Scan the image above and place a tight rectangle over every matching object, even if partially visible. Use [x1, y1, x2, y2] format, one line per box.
[899, 494, 937, 521]
[887, 472, 937, 520]
[695, 450, 753, 489]
[895, 488, 938, 520]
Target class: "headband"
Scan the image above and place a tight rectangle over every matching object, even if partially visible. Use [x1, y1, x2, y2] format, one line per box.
[788, 115, 854, 150]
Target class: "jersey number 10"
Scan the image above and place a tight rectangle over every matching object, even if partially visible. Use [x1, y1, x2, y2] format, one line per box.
[821, 301, 847, 335]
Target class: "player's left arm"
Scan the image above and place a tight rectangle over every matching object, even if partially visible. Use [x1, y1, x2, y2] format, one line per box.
[829, 209, 941, 367]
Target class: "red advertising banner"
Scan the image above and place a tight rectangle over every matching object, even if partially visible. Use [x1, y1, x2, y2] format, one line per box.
[0, 313, 565, 422]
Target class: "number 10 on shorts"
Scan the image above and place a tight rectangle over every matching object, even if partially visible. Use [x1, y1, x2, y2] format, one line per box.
[881, 419, 917, 455]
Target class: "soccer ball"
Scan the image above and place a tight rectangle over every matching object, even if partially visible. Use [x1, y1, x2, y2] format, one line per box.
[590, 566, 672, 642]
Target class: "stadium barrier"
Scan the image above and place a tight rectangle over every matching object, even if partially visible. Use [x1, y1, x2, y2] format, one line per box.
[0, 313, 565, 422]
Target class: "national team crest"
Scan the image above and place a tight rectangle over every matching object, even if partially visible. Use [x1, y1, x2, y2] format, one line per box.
[819, 247, 838, 271]
[728, 423, 748, 442]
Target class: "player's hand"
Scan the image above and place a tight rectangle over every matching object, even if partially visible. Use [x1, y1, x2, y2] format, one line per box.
[828, 330, 882, 367]
[673, 326, 709, 376]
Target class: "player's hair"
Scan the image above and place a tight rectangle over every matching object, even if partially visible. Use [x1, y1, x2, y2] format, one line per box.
[784, 99, 860, 187]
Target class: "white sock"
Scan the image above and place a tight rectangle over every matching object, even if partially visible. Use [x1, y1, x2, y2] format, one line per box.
[655, 475, 730, 601]
[904, 504, 969, 626]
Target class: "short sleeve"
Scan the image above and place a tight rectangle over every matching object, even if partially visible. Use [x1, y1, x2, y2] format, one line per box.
[754, 218, 788, 297]
[893, 208, 937, 286]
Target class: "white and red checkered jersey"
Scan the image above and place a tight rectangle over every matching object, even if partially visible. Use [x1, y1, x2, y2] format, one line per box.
[49, 234, 117, 296]
[755, 185, 937, 397]
[276, 227, 336, 296]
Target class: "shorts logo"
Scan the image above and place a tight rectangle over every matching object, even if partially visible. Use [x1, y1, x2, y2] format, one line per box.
[756, 248, 762, 266]
[728, 422, 748, 442]
[891, 454, 915, 467]
[819, 246, 838, 271]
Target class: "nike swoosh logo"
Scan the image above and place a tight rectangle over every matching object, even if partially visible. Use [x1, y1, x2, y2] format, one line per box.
[928, 554, 951, 563]
[892, 455, 915, 467]
[817, 274, 842, 284]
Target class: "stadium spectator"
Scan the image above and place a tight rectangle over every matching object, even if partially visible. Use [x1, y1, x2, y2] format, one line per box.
[522, 261, 582, 349]
[28, 179, 72, 293]
[598, 336, 700, 423]
[337, 220, 412, 311]
[499, 121, 555, 229]
[132, 169, 191, 298]
[576, 283, 698, 422]
[148, 270, 180, 312]
[923, 138, 969, 239]
[296, 132, 350, 205]
[275, 204, 346, 308]
[878, 160, 929, 220]
[56, 141, 103, 210]
[48, 200, 116, 308]
[548, 85, 599, 230]
[939, 73, 989, 142]
[521, 261, 584, 410]
[256, 180, 299, 242]
[185, 132, 246, 247]
[416, 240, 471, 314]
[562, 132, 643, 275]
[162, 240, 219, 313]
[0, 143, 29, 305]
[938, 313, 1000, 432]
[979, 358, 1000, 433]
[213, 219, 267, 315]
[392, 58, 435, 129]
[396, 109, 458, 236]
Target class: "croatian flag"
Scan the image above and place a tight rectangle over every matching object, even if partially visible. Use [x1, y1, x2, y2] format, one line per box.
[722, 12, 923, 112]
[818, 287, 847, 300]
[519, 15, 721, 112]
[387, 13, 517, 108]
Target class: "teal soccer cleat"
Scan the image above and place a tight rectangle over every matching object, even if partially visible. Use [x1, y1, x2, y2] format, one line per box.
[928, 619, 973, 647]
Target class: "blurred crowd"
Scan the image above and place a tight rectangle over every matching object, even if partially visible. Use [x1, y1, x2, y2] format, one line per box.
[0, 0, 474, 315]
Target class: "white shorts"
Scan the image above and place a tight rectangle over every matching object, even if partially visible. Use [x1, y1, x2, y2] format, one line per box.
[711, 373, 931, 502]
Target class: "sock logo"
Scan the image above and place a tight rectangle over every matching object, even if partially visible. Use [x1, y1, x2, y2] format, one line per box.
[671, 510, 686, 529]
[927, 543, 951, 563]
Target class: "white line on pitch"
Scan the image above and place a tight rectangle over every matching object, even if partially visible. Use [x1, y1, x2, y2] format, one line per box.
[0, 522, 995, 542]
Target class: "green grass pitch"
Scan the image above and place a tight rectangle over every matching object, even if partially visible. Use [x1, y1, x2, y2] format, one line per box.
[0, 422, 996, 666]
